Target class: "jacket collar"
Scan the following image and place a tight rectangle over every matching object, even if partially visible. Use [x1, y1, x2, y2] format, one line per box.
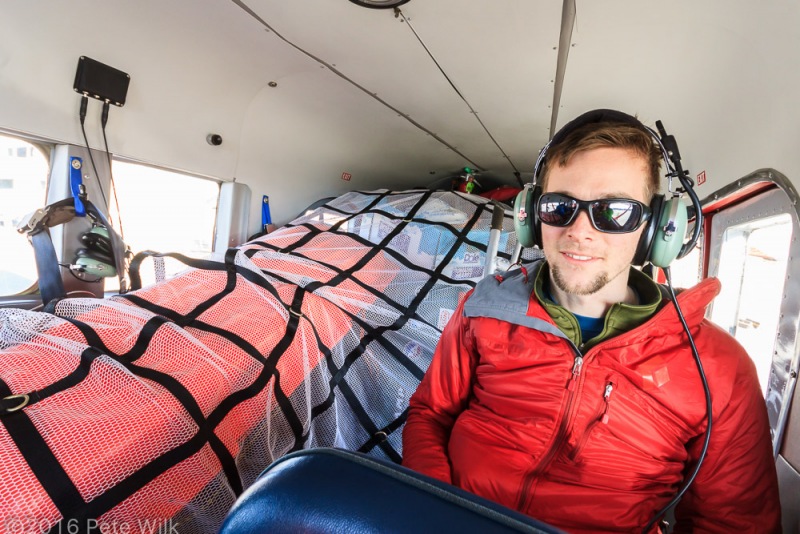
[526, 259, 721, 346]
[532, 262, 663, 348]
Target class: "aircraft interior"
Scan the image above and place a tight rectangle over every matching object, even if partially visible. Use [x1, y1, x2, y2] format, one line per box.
[0, 1, 798, 532]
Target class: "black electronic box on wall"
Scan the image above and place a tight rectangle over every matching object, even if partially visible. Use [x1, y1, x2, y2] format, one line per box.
[73, 56, 130, 107]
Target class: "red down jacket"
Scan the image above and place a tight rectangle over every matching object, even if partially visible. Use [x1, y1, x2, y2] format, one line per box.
[403, 265, 780, 533]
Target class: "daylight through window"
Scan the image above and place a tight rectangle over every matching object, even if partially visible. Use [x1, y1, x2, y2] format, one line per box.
[0, 135, 49, 296]
[107, 161, 220, 290]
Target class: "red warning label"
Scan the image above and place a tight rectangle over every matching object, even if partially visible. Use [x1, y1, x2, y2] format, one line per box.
[341, 172, 352, 181]
[697, 170, 706, 186]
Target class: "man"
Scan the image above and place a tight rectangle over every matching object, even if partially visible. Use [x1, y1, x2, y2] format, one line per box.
[402, 110, 781, 533]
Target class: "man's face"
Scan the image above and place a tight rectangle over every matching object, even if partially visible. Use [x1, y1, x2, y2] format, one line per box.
[541, 147, 650, 298]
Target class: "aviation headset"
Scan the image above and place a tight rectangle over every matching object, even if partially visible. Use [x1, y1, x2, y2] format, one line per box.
[74, 224, 117, 278]
[513, 109, 700, 268]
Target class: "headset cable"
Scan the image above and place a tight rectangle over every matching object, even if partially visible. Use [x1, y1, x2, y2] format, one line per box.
[100, 101, 126, 240]
[642, 265, 713, 533]
[78, 96, 109, 210]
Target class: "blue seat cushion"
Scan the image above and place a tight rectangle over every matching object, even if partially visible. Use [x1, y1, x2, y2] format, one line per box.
[219, 447, 564, 534]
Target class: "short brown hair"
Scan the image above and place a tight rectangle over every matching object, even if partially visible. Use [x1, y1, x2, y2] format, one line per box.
[538, 122, 662, 201]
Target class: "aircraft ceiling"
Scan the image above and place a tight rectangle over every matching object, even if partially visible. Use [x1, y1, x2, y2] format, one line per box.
[0, 1, 798, 225]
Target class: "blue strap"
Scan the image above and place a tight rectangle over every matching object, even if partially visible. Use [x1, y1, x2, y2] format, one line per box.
[262, 195, 272, 232]
[31, 230, 66, 305]
[69, 157, 86, 217]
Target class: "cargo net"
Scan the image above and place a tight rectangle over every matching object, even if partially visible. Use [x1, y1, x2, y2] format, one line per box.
[0, 189, 541, 533]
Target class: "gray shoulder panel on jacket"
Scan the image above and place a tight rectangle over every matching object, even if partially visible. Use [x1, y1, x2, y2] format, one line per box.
[463, 261, 567, 340]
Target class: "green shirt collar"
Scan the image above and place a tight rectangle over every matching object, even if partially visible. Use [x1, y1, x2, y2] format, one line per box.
[533, 263, 662, 350]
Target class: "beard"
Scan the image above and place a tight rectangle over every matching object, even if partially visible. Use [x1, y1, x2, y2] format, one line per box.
[550, 263, 610, 296]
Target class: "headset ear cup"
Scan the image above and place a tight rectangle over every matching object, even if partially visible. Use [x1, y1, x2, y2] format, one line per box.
[81, 228, 113, 256]
[513, 186, 540, 248]
[649, 197, 688, 269]
[74, 256, 117, 277]
[76, 247, 115, 266]
[75, 225, 117, 277]
[633, 195, 663, 267]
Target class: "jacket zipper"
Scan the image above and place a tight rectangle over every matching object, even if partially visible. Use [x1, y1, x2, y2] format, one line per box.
[566, 354, 584, 391]
[569, 382, 614, 461]
[514, 301, 662, 512]
[515, 343, 583, 511]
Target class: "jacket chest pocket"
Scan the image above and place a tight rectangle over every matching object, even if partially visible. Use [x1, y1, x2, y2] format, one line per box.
[568, 375, 693, 467]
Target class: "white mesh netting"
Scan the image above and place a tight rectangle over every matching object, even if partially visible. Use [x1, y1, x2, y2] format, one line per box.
[0, 189, 540, 533]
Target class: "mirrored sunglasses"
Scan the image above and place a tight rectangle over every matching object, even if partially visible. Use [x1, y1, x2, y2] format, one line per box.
[537, 192, 651, 234]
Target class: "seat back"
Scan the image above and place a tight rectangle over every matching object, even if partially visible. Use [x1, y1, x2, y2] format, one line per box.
[219, 448, 564, 534]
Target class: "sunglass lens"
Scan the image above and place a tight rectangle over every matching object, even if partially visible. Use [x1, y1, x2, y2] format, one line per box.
[539, 194, 577, 226]
[591, 200, 643, 232]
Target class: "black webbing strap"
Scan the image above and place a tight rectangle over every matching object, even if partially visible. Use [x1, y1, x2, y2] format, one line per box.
[303, 326, 342, 425]
[123, 362, 244, 496]
[261, 262, 427, 383]
[253, 191, 487, 459]
[204, 289, 302, 429]
[267, 286, 408, 461]
[118, 316, 170, 361]
[128, 250, 236, 292]
[261, 288, 308, 452]
[0, 370, 90, 517]
[352, 199, 487, 456]
[0, 346, 101, 415]
[180, 248, 239, 325]
[60, 314, 244, 501]
[276, 191, 393, 256]
[357, 406, 409, 454]
[54, 433, 208, 533]
[127, 250, 162, 291]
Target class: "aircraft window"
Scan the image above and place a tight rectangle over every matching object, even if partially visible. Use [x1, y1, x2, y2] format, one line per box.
[710, 213, 792, 396]
[705, 177, 800, 455]
[0, 134, 49, 296]
[107, 160, 220, 289]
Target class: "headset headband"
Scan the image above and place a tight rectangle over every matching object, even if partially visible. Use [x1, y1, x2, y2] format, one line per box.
[533, 109, 675, 188]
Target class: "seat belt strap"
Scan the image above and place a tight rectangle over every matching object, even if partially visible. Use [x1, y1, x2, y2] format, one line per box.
[31, 230, 66, 305]
[262, 195, 272, 233]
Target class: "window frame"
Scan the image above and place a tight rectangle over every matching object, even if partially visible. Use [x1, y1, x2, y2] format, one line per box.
[106, 156, 224, 291]
[702, 169, 800, 458]
[0, 130, 53, 304]
[0, 134, 247, 309]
